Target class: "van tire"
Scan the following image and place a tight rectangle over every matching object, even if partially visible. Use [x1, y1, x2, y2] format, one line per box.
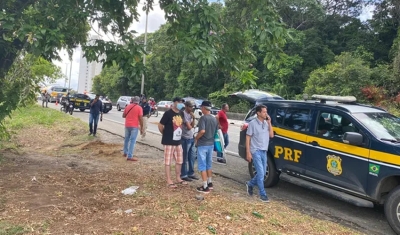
[79, 108, 85, 112]
[117, 104, 121, 111]
[384, 186, 400, 234]
[248, 153, 280, 188]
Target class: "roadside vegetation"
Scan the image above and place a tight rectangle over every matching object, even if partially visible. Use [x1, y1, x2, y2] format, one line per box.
[0, 105, 362, 234]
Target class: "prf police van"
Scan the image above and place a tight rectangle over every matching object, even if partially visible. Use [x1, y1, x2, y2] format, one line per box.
[233, 90, 400, 234]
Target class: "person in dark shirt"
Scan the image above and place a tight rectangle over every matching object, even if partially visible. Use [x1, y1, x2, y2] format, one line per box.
[140, 97, 151, 139]
[158, 97, 187, 188]
[89, 94, 103, 137]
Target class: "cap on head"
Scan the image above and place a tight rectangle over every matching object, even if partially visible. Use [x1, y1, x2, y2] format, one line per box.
[131, 96, 140, 104]
[173, 97, 184, 103]
[201, 100, 212, 110]
[184, 100, 196, 107]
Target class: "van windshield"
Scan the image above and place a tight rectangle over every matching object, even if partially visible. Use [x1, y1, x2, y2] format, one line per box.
[353, 112, 400, 141]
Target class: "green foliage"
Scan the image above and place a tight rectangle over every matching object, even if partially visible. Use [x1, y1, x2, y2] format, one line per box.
[92, 63, 124, 101]
[304, 52, 372, 100]
[0, 54, 61, 138]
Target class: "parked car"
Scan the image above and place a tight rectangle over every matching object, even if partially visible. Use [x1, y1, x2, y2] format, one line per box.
[157, 101, 173, 109]
[116, 96, 132, 111]
[68, 93, 91, 112]
[87, 93, 112, 113]
[183, 97, 220, 119]
[41, 85, 70, 102]
[235, 90, 400, 235]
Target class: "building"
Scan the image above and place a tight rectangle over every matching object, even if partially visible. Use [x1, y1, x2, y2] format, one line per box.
[77, 35, 104, 94]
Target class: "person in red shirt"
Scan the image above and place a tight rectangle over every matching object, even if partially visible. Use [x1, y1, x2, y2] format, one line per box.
[215, 103, 229, 164]
[123, 96, 144, 161]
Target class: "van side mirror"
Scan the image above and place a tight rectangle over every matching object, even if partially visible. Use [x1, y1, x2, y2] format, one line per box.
[343, 132, 363, 146]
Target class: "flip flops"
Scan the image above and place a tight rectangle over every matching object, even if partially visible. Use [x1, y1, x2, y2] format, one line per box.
[167, 183, 177, 188]
[176, 180, 188, 185]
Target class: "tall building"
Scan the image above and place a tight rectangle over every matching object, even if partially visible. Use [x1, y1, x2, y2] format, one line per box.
[77, 35, 104, 94]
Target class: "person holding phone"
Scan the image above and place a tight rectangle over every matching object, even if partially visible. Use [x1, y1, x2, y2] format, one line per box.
[245, 105, 274, 202]
[89, 94, 103, 137]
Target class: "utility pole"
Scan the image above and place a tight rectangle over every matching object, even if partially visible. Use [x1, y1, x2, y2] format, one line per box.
[64, 63, 68, 87]
[68, 57, 72, 90]
[140, 7, 149, 95]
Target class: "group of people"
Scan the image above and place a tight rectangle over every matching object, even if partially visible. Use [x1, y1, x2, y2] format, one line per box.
[88, 93, 274, 201]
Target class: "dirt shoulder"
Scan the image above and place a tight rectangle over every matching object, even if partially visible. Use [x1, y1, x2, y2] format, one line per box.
[0, 105, 361, 234]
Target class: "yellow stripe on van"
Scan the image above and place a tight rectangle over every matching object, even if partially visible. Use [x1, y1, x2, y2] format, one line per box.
[274, 127, 400, 167]
[370, 150, 400, 166]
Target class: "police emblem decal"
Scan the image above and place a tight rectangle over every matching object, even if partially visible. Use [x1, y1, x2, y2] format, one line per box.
[326, 155, 342, 176]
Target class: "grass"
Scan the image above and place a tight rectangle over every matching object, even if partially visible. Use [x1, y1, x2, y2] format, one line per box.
[0, 222, 25, 235]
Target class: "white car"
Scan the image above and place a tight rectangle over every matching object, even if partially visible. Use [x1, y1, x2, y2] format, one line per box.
[157, 101, 173, 109]
[116, 96, 132, 111]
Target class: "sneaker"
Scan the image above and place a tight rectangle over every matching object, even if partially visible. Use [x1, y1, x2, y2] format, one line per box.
[181, 177, 192, 182]
[196, 186, 210, 194]
[188, 175, 199, 180]
[215, 158, 227, 165]
[260, 195, 270, 203]
[127, 157, 139, 161]
[246, 182, 253, 196]
[208, 183, 213, 190]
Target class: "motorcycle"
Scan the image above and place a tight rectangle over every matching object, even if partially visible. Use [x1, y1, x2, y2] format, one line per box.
[63, 100, 74, 115]
[150, 105, 158, 117]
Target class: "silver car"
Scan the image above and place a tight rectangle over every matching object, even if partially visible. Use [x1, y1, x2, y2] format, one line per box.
[116, 96, 132, 111]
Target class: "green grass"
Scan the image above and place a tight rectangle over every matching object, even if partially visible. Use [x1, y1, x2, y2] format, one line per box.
[4, 104, 82, 131]
[0, 222, 25, 235]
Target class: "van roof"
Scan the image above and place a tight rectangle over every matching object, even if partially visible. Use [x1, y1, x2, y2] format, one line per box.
[258, 100, 386, 114]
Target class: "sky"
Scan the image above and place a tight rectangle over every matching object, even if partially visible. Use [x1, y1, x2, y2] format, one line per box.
[52, 1, 375, 91]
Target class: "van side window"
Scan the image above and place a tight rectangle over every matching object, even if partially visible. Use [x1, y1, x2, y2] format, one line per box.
[278, 108, 311, 132]
[317, 112, 360, 140]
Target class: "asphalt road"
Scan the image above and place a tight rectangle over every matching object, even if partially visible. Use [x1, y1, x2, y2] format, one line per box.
[39, 101, 395, 235]
[102, 107, 243, 155]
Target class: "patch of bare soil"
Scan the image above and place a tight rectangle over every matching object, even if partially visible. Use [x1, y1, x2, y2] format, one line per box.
[0, 129, 361, 235]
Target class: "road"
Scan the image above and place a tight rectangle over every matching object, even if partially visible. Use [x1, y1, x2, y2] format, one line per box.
[41, 101, 395, 235]
[102, 107, 243, 155]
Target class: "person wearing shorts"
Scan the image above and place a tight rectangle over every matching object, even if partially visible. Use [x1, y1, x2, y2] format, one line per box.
[195, 101, 218, 193]
[158, 97, 187, 188]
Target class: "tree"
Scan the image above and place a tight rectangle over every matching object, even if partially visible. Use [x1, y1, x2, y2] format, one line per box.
[0, 53, 62, 138]
[304, 52, 372, 99]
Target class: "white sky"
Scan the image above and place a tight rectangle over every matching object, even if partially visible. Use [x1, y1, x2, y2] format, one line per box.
[52, 2, 375, 91]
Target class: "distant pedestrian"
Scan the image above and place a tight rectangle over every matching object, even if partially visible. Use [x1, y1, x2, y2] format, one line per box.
[88, 94, 103, 137]
[195, 101, 218, 193]
[42, 90, 49, 108]
[123, 96, 144, 161]
[180, 100, 199, 182]
[215, 103, 229, 164]
[140, 97, 151, 139]
[245, 105, 274, 202]
[158, 97, 187, 188]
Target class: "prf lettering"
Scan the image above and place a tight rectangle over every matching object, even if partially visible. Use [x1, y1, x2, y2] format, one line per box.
[274, 146, 302, 163]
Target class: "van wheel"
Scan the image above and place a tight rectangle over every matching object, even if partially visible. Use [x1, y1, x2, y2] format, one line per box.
[79, 108, 85, 112]
[117, 104, 121, 111]
[384, 186, 400, 234]
[248, 153, 280, 188]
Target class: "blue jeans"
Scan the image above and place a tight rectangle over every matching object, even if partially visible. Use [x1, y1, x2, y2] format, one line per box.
[124, 127, 139, 158]
[181, 138, 195, 178]
[248, 150, 267, 197]
[217, 133, 229, 158]
[89, 113, 100, 134]
[197, 145, 213, 172]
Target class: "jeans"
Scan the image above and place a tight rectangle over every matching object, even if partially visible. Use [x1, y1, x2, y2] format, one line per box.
[181, 138, 195, 178]
[89, 113, 100, 134]
[217, 133, 229, 158]
[124, 127, 139, 158]
[197, 145, 213, 172]
[248, 150, 267, 197]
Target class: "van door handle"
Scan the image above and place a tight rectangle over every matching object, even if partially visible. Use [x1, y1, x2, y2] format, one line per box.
[308, 141, 319, 146]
